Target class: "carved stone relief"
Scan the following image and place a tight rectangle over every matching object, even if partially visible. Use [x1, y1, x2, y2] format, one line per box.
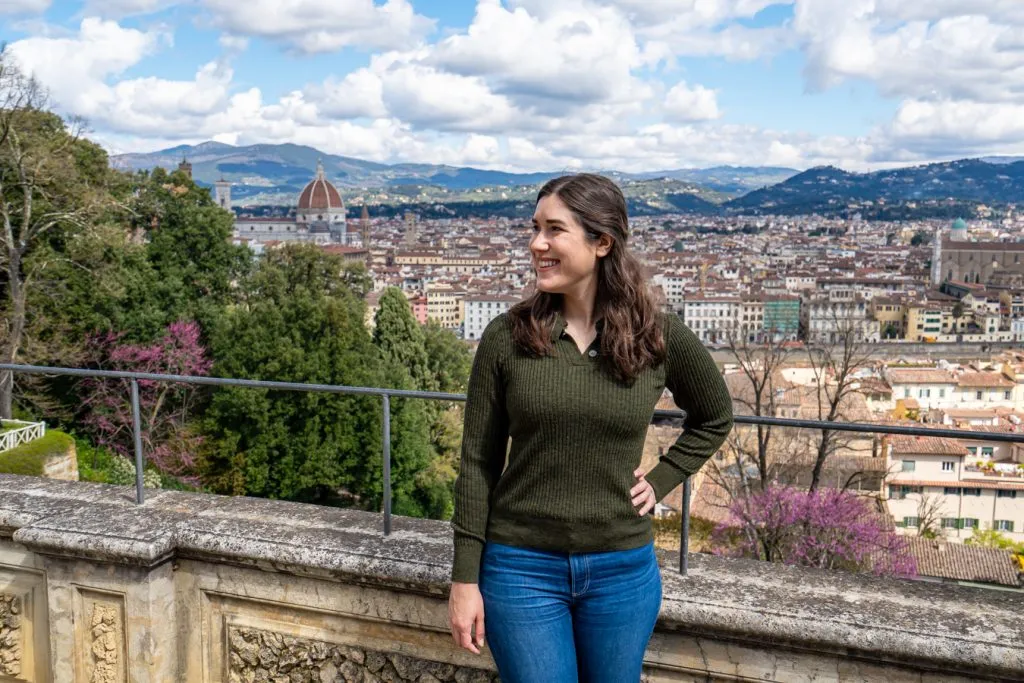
[89, 603, 119, 683]
[0, 593, 23, 678]
[75, 590, 126, 683]
[227, 625, 500, 683]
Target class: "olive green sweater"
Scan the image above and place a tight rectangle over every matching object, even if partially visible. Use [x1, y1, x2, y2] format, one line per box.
[451, 312, 734, 583]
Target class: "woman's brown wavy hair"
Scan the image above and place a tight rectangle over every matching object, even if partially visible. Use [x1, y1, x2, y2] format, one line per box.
[508, 173, 665, 383]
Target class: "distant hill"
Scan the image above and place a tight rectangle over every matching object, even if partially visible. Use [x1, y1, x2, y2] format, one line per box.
[110, 141, 780, 207]
[723, 158, 1024, 215]
[631, 166, 799, 195]
[111, 142, 1024, 218]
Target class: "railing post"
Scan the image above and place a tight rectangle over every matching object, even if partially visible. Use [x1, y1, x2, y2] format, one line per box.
[382, 393, 392, 536]
[680, 477, 691, 576]
[130, 378, 145, 505]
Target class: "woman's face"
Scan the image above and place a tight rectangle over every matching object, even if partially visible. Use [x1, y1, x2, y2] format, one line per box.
[530, 194, 610, 296]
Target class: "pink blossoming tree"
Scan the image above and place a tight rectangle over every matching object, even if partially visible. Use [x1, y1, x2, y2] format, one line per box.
[712, 484, 917, 577]
[81, 321, 211, 481]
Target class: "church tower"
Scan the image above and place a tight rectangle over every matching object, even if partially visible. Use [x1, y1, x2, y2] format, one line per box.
[177, 157, 192, 179]
[930, 226, 943, 287]
[360, 204, 370, 248]
[214, 178, 232, 210]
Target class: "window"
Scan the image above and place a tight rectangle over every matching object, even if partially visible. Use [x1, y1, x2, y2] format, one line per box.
[962, 488, 982, 497]
[967, 447, 978, 456]
[976, 391, 983, 400]
[982, 447, 994, 457]
[904, 388, 911, 398]
[998, 490, 1017, 499]
[902, 460, 916, 472]
[996, 520, 1015, 532]
[962, 518, 979, 529]
[892, 485, 922, 499]
[903, 516, 920, 528]
[942, 461, 955, 472]
[944, 487, 961, 495]
[941, 518, 959, 529]
[1006, 391, 1012, 400]
[939, 389, 946, 398]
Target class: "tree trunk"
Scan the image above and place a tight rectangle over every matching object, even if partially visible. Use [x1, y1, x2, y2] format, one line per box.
[0, 249, 25, 419]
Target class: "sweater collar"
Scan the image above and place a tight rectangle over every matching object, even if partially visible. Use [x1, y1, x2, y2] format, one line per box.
[549, 312, 605, 343]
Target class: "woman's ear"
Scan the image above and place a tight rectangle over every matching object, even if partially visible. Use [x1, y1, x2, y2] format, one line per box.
[596, 234, 613, 258]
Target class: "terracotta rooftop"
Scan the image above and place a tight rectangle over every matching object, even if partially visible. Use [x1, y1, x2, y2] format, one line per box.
[957, 372, 1014, 389]
[903, 538, 1021, 588]
[889, 435, 967, 457]
[887, 369, 957, 385]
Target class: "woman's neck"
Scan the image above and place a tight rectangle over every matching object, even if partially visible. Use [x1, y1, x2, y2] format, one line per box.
[561, 281, 599, 329]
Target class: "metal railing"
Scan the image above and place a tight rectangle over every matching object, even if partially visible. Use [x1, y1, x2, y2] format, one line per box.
[2, 362, 1024, 576]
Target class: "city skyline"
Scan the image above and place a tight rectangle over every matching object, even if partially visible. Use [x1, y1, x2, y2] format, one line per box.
[2, 1, 1023, 173]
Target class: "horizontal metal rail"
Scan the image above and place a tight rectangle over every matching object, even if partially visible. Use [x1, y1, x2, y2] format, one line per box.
[3, 363, 1023, 577]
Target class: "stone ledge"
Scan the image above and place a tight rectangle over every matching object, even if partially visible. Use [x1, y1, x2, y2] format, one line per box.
[0, 474, 1022, 680]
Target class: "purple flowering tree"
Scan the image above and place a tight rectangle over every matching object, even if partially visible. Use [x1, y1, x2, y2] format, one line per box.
[81, 321, 211, 480]
[712, 484, 917, 577]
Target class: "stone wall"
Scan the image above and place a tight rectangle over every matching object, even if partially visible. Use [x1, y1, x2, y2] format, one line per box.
[40, 440, 78, 482]
[0, 474, 1021, 682]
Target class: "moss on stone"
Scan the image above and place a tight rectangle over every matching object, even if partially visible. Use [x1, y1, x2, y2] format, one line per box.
[0, 429, 73, 476]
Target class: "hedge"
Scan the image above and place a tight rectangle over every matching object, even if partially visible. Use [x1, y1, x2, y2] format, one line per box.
[0, 429, 74, 476]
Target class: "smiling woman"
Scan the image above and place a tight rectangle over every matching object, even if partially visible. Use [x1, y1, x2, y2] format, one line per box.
[447, 173, 734, 683]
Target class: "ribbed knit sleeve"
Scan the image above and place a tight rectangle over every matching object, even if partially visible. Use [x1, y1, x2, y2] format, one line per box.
[451, 315, 510, 583]
[645, 314, 734, 502]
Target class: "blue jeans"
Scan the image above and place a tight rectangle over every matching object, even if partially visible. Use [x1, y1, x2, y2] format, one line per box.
[478, 541, 662, 682]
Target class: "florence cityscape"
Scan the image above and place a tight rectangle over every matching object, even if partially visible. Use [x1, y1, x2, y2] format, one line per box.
[1, 1, 1023, 681]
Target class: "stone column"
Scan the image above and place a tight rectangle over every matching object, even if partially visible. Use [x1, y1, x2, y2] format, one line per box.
[12, 503, 181, 682]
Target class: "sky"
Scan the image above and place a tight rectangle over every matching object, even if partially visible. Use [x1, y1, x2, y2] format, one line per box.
[2, 0, 1023, 173]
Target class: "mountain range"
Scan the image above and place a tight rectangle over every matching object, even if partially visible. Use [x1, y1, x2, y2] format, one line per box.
[111, 142, 1024, 216]
[110, 142, 797, 206]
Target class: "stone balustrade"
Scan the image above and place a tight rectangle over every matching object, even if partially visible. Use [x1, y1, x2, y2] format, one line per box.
[0, 473, 1020, 682]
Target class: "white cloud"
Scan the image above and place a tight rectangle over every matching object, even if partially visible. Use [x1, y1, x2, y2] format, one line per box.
[218, 34, 249, 54]
[794, 0, 1024, 103]
[201, 0, 435, 53]
[431, 0, 651, 113]
[663, 81, 720, 122]
[8, 18, 165, 116]
[81, 0, 179, 17]
[308, 68, 387, 120]
[0, 0, 50, 14]
[881, 99, 1024, 158]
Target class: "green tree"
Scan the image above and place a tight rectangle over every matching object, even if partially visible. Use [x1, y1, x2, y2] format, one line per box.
[373, 287, 434, 390]
[0, 54, 115, 417]
[372, 287, 450, 518]
[965, 527, 1024, 554]
[200, 244, 383, 503]
[422, 319, 472, 394]
[130, 166, 250, 338]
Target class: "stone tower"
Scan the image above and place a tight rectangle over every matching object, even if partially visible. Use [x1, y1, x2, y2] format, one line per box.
[214, 178, 232, 210]
[360, 204, 370, 249]
[930, 226, 943, 287]
[177, 157, 192, 179]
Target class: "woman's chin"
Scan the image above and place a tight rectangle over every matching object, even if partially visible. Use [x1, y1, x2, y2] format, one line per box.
[535, 279, 563, 293]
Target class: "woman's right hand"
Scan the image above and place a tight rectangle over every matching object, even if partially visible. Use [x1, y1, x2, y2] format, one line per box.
[448, 582, 486, 654]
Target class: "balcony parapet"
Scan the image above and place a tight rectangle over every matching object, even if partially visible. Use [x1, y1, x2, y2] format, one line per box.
[0, 474, 1021, 682]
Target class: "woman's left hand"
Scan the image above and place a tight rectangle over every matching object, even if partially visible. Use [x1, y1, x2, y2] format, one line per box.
[631, 468, 655, 516]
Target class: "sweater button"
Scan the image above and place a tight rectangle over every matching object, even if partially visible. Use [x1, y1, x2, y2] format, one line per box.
[588, 349, 597, 357]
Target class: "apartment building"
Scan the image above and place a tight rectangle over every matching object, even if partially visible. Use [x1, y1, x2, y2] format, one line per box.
[425, 283, 466, 330]
[682, 296, 740, 344]
[464, 295, 518, 341]
[885, 435, 1024, 543]
[885, 368, 958, 412]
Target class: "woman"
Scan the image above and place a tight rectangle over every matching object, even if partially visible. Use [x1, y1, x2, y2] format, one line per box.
[448, 173, 733, 682]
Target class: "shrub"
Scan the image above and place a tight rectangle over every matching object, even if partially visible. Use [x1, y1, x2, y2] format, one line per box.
[0, 430, 74, 476]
